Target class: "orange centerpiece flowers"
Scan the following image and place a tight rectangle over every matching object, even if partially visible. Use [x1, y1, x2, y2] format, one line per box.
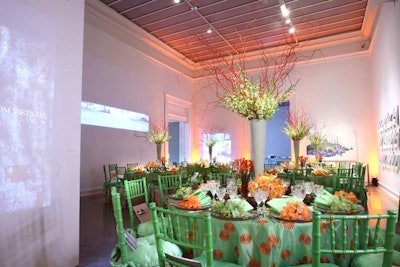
[248, 173, 286, 199]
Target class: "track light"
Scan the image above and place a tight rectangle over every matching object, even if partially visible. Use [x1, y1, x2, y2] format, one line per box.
[280, 4, 290, 17]
[289, 27, 295, 34]
[206, 28, 212, 34]
[173, 0, 180, 3]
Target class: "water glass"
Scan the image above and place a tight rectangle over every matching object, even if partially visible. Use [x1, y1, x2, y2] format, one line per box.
[226, 185, 237, 199]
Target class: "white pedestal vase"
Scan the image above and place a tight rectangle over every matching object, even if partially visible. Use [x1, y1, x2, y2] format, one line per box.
[293, 139, 300, 167]
[250, 119, 267, 175]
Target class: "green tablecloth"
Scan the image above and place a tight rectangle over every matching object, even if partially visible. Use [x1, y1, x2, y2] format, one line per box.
[210, 215, 352, 267]
[167, 198, 354, 267]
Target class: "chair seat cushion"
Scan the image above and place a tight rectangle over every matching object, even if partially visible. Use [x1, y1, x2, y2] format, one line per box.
[110, 234, 182, 267]
[137, 216, 169, 237]
[351, 250, 400, 267]
[193, 254, 242, 267]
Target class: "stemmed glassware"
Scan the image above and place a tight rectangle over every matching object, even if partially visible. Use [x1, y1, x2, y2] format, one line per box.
[216, 187, 227, 201]
[253, 189, 270, 215]
[291, 185, 306, 200]
[208, 180, 220, 201]
[226, 184, 237, 199]
[312, 184, 324, 198]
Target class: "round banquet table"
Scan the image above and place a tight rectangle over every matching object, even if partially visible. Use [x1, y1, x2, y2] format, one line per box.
[168, 197, 354, 267]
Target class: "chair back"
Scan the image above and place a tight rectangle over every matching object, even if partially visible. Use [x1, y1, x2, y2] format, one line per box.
[208, 172, 236, 186]
[158, 174, 182, 207]
[124, 178, 149, 230]
[108, 163, 118, 181]
[117, 166, 126, 179]
[103, 164, 108, 183]
[334, 166, 367, 208]
[311, 210, 397, 267]
[111, 187, 129, 263]
[149, 202, 213, 267]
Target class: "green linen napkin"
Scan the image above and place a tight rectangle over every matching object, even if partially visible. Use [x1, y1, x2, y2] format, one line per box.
[313, 190, 333, 208]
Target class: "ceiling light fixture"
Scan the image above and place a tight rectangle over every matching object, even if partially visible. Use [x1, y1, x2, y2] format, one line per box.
[285, 19, 291, 24]
[206, 28, 212, 34]
[289, 27, 295, 34]
[280, 4, 290, 17]
[173, 0, 180, 3]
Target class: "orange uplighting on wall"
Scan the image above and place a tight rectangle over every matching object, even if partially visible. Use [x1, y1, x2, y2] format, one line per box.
[368, 153, 379, 178]
[190, 149, 200, 162]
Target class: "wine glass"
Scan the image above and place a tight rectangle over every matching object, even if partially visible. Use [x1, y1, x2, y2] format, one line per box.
[312, 184, 324, 198]
[200, 183, 210, 196]
[254, 189, 269, 215]
[208, 180, 219, 201]
[216, 187, 227, 201]
[291, 185, 306, 200]
[253, 190, 263, 214]
[226, 184, 237, 199]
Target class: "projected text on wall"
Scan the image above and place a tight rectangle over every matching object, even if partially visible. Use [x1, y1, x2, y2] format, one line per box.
[0, 24, 54, 213]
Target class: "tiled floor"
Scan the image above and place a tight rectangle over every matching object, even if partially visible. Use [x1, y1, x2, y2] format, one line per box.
[79, 185, 399, 266]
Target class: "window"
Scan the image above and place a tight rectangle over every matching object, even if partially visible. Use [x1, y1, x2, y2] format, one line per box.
[203, 133, 231, 163]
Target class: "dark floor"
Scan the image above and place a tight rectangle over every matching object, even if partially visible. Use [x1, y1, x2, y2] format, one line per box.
[79, 186, 399, 267]
[79, 194, 127, 267]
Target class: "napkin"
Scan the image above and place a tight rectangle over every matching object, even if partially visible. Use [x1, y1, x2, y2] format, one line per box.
[267, 196, 299, 213]
[229, 199, 254, 212]
[313, 190, 333, 208]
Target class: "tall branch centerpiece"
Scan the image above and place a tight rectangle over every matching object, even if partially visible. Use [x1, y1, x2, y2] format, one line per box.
[146, 123, 171, 163]
[203, 43, 299, 175]
[282, 107, 313, 167]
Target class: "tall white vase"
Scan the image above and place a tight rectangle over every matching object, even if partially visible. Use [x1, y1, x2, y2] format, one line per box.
[250, 119, 267, 175]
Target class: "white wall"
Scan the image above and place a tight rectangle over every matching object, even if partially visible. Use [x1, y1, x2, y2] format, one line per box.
[81, 20, 193, 193]
[192, 54, 374, 167]
[370, 1, 400, 196]
[0, 1, 83, 266]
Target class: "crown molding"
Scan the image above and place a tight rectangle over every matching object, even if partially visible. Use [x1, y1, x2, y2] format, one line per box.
[85, 0, 196, 78]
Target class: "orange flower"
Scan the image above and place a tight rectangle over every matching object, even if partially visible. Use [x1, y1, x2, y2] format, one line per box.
[281, 249, 291, 260]
[224, 222, 235, 233]
[249, 258, 260, 267]
[259, 242, 271, 255]
[240, 233, 252, 245]
[213, 249, 223, 260]
[219, 231, 230, 241]
[268, 235, 280, 247]
[299, 233, 311, 245]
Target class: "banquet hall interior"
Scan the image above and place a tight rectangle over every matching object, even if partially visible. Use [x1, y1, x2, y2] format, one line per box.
[0, 0, 399, 267]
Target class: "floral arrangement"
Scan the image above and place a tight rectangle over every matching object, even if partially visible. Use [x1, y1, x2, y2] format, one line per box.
[248, 173, 285, 199]
[145, 161, 159, 169]
[308, 131, 325, 147]
[234, 158, 254, 185]
[146, 123, 171, 144]
[206, 43, 299, 121]
[204, 136, 217, 147]
[168, 165, 178, 173]
[132, 165, 147, 173]
[282, 107, 313, 140]
[298, 156, 308, 168]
